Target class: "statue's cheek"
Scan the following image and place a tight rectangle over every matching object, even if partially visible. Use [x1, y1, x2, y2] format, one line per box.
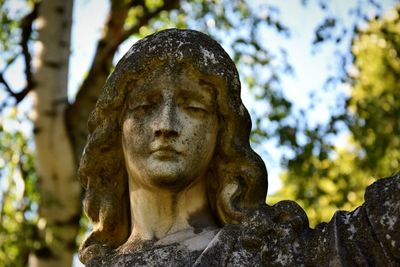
[122, 119, 151, 155]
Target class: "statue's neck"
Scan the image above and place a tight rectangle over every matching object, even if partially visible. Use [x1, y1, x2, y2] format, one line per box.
[127, 177, 217, 242]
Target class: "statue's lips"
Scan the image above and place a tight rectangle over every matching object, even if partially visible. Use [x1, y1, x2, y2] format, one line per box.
[150, 146, 181, 159]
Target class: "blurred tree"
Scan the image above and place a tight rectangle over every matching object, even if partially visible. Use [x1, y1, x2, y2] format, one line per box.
[270, 5, 400, 226]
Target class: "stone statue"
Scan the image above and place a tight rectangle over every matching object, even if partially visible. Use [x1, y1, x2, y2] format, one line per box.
[78, 29, 400, 266]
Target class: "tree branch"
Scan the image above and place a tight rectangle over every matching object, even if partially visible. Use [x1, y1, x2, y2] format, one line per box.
[0, 73, 14, 97]
[0, 71, 31, 110]
[0, 1, 40, 110]
[66, 0, 179, 163]
[20, 1, 40, 88]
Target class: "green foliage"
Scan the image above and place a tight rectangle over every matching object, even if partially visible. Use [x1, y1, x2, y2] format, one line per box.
[349, 6, 400, 175]
[269, 143, 376, 225]
[270, 5, 400, 227]
[145, 0, 164, 11]
[0, 0, 22, 66]
[0, 108, 39, 267]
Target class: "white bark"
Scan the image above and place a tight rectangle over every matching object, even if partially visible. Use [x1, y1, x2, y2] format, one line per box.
[30, 0, 80, 266]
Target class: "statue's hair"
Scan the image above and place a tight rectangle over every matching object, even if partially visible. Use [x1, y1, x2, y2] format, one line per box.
[78, 29, 267, 264]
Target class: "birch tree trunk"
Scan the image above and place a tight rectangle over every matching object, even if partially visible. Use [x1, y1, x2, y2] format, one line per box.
[29, 0, 81, 266]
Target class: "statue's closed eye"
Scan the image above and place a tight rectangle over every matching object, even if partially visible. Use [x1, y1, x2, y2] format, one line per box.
[130, 102, 157, 113]
[182, 101, 210, 114]
[185, 106, 207, 113]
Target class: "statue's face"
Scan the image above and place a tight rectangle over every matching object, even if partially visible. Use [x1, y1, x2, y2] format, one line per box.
[122, 66, 219, 192]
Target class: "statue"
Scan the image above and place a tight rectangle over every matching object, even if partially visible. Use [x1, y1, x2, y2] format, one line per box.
[78, 29, 400, 266]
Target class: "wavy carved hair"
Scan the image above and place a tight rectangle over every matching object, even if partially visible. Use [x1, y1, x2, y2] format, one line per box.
[78, 29, 267, 263]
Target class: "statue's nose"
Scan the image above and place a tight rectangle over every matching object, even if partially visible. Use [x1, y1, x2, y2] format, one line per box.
[153, 102, 180, 138]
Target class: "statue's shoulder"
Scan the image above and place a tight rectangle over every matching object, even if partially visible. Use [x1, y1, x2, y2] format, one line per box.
[363, 173, 400, 259]
[306, 173, 400, 266]
[194, 201, 309, 266]
[240, 201, 310, 266]
[208, 173, 400, 267]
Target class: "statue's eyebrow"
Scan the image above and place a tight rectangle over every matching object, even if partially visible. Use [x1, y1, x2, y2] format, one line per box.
[180, 82, 215, 102]
[128, 84, 160, 102]
[199, 78, 215, 89]
[199, 80, 217, 101]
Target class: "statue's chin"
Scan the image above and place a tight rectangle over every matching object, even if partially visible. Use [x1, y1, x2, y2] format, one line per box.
[144, 160, 197, 192]
[150, 176, 192, 192]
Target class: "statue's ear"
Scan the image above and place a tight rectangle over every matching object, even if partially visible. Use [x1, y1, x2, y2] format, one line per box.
[217, 182, 242, 224]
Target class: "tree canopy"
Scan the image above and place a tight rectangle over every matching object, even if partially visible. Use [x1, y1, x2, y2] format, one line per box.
[270, 5, 400, 226]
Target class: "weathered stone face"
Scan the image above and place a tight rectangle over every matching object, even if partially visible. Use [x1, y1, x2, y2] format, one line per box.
[122, 64, 218, 192]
